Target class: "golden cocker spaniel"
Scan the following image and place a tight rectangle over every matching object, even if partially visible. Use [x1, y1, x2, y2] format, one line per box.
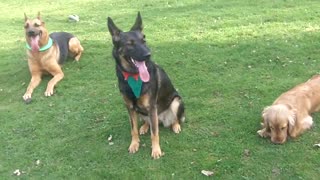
[258, 75, 320, 144]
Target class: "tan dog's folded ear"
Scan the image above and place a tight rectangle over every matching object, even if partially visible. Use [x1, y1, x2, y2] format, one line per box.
[257, 106, 271, 138]
[288, 108, 297, 136]
[262, 106, 271, 130]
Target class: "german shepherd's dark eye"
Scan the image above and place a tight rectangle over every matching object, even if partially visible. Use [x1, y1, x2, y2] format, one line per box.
[142, 35, 146, 43]
[34, 23, 40, 27]
[24, 23, 29, 29]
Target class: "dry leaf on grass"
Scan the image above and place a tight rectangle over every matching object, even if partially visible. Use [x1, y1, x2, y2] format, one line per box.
[272, 167, 280, 175]
[107, 135, 112, 142]
[13, 169, 21, 176]
[107, 135, 114, 145]
[201, 170, 214, 176]
[243, 149, 250, 157]
[313, 143, 320, 148]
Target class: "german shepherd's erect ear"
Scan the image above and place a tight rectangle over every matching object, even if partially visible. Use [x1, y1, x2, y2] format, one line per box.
[107, 17, 122, 45]
[37, 12, 41, 20]
[24, 13, 28, 22]
[24, 12, 43, 23]
[130, 12, 143, 32]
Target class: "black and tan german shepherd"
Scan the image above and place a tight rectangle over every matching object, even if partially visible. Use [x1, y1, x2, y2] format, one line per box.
[23, 12, 83, 103]
[107, 12, 185, 159]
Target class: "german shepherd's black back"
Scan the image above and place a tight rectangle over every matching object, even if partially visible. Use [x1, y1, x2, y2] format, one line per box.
[107, 12, 185, 159]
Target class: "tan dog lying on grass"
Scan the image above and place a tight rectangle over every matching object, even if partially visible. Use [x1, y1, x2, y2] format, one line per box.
[23, 12, 83, 103]
[258, 75, 320, 144]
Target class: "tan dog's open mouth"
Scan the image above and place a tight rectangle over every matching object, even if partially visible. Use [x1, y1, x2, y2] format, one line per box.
[27, 30, 42, 51]
[30, 35, 40, 51]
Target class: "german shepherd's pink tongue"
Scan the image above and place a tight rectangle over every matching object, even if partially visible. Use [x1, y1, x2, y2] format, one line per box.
[136, 61, 150, 82]
[30, 35, 40, 52]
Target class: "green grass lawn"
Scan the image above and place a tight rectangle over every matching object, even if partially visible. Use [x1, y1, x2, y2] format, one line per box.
[1, 0, 320, 179]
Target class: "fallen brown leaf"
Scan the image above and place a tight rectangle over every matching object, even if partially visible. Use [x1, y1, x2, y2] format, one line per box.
[201, 170, 214, 176]
[107, 135, 112, 142]
[13, 169, 21, 176]
[243, 149, 250, 157]
[272, 167, 280, 175]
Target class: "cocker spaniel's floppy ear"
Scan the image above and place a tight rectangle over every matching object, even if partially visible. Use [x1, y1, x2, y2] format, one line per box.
[262, 106, 271, 130]
[287, 108, 297, 136]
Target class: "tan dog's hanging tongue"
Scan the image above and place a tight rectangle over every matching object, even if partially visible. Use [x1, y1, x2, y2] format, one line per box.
[30, 35, 40, 52]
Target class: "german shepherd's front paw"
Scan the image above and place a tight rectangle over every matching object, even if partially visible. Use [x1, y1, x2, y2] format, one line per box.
[128, 141, 140, 154]
[139, 123, 149, 135]
[44, 89, 54, 97]
[151, 146, 162, 159]
[172, 123, 181, 134]
[23, 93, 32, 103]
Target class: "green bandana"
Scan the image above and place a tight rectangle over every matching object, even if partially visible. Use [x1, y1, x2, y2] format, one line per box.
[122, 72, 143, 98]
[127, 76, 143, 98]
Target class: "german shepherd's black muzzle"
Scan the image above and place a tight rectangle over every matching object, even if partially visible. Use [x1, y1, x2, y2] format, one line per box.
[107, 12, 185, 159]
